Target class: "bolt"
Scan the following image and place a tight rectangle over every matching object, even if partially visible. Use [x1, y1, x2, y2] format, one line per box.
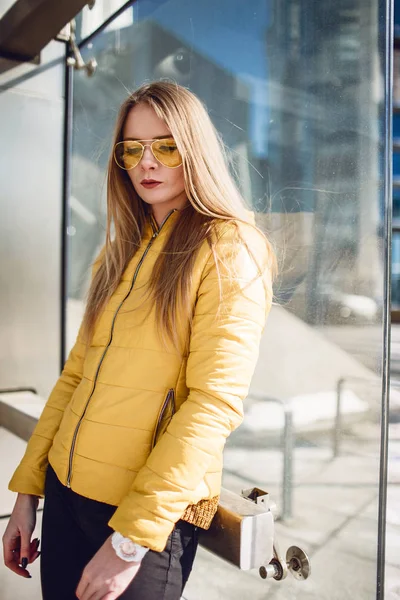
[290, 558, 301, 571]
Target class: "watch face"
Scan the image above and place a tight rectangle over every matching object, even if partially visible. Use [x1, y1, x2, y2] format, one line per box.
[120, 541, 137, 556]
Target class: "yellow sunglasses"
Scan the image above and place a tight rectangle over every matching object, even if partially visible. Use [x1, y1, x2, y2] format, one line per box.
[114, 137, 183, 170]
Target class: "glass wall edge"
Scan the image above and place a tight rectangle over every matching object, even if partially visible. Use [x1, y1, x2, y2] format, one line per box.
[377, 0, 394, 598]
[78, 0, 137, 49]
[61, 51, 73, 370]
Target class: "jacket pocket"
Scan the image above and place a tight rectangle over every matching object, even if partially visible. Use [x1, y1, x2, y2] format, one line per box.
[151, 389, 175, 449]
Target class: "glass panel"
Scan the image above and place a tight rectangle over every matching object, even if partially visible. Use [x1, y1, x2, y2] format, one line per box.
[68, 0, 393, 597]
[76, 0, 133, 41]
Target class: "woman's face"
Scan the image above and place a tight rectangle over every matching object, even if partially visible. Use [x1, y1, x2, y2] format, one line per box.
[122, 103, 187, 222]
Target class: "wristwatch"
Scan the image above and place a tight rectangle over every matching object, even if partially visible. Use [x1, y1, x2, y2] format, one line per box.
[111, 531, 149, 563]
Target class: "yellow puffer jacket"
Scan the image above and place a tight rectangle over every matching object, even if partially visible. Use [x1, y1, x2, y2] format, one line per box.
[9, 209, 272, 552]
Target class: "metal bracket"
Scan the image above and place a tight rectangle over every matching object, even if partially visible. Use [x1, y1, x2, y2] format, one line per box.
[242, 487, 311, 582]
[242, 486, 270, 508]
[56, 23, 71, 43]
[259, 541, 311, 582]
[242, 486, 279, 519]
[66, 19, 97, 76]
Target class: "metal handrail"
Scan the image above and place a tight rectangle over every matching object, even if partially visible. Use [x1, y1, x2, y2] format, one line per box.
[0, 388, 39, 442]
[333, 375, 400, 459]
[0, 388, 296, 519]
[4, 380, 388, 520]
[250, 375, 392, 518]
[0, 387, 37, 395]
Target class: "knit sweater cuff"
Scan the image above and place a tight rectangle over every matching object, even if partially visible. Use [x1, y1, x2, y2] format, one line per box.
[181, 495, 219, 530]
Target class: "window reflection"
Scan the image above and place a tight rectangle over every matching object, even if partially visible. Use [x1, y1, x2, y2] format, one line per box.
[72, 0, 384, 333]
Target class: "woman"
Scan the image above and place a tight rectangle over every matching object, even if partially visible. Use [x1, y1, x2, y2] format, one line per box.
[3, 81, 275, 600]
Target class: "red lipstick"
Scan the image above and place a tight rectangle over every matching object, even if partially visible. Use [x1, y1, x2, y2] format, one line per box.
[141, 179, 161, 189]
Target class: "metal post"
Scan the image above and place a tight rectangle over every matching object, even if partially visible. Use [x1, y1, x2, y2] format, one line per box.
[333, 377, 344, 458]
[248, 392, 294, 521]
[282, 407, 293, 520]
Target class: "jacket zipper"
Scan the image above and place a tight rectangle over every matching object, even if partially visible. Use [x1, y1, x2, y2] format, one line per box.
[66, 209, 177, 487]
[152, 388, 176, 450]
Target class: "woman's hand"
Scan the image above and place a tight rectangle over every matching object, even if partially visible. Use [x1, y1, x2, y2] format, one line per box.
[76, 535, 141, 600]
[2, 493, 40, 578]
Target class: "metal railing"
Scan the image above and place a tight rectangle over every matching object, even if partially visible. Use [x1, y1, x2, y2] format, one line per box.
[251, 377, 383, 520]
[333, 375, 400, 458]
[0, 387, 39, 442]
[247, 393, 294, 521]
[3, 381, 382, 523]
[0, 387, 296, 521]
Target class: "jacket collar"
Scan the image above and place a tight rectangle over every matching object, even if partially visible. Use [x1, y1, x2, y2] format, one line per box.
[148, 208, 180, 237]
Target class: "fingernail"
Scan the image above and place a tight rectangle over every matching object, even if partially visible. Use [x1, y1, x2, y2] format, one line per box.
[21, 557, 28, 569]
[27, 574, 32, 579]
[36, 539, 40, 549]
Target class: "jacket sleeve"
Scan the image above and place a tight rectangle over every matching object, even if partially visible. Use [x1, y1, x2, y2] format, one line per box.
[108, 225, 273, 551]
[8, 324, 87, 497]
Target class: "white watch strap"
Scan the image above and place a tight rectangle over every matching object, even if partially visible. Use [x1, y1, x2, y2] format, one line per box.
[111, 531, 149, 563]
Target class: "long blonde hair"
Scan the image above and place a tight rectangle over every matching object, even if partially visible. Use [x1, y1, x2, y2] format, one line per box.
[83, 81, 276, 351]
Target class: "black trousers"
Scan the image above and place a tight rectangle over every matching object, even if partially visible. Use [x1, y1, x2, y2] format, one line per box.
[41, 465, 199, 600]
